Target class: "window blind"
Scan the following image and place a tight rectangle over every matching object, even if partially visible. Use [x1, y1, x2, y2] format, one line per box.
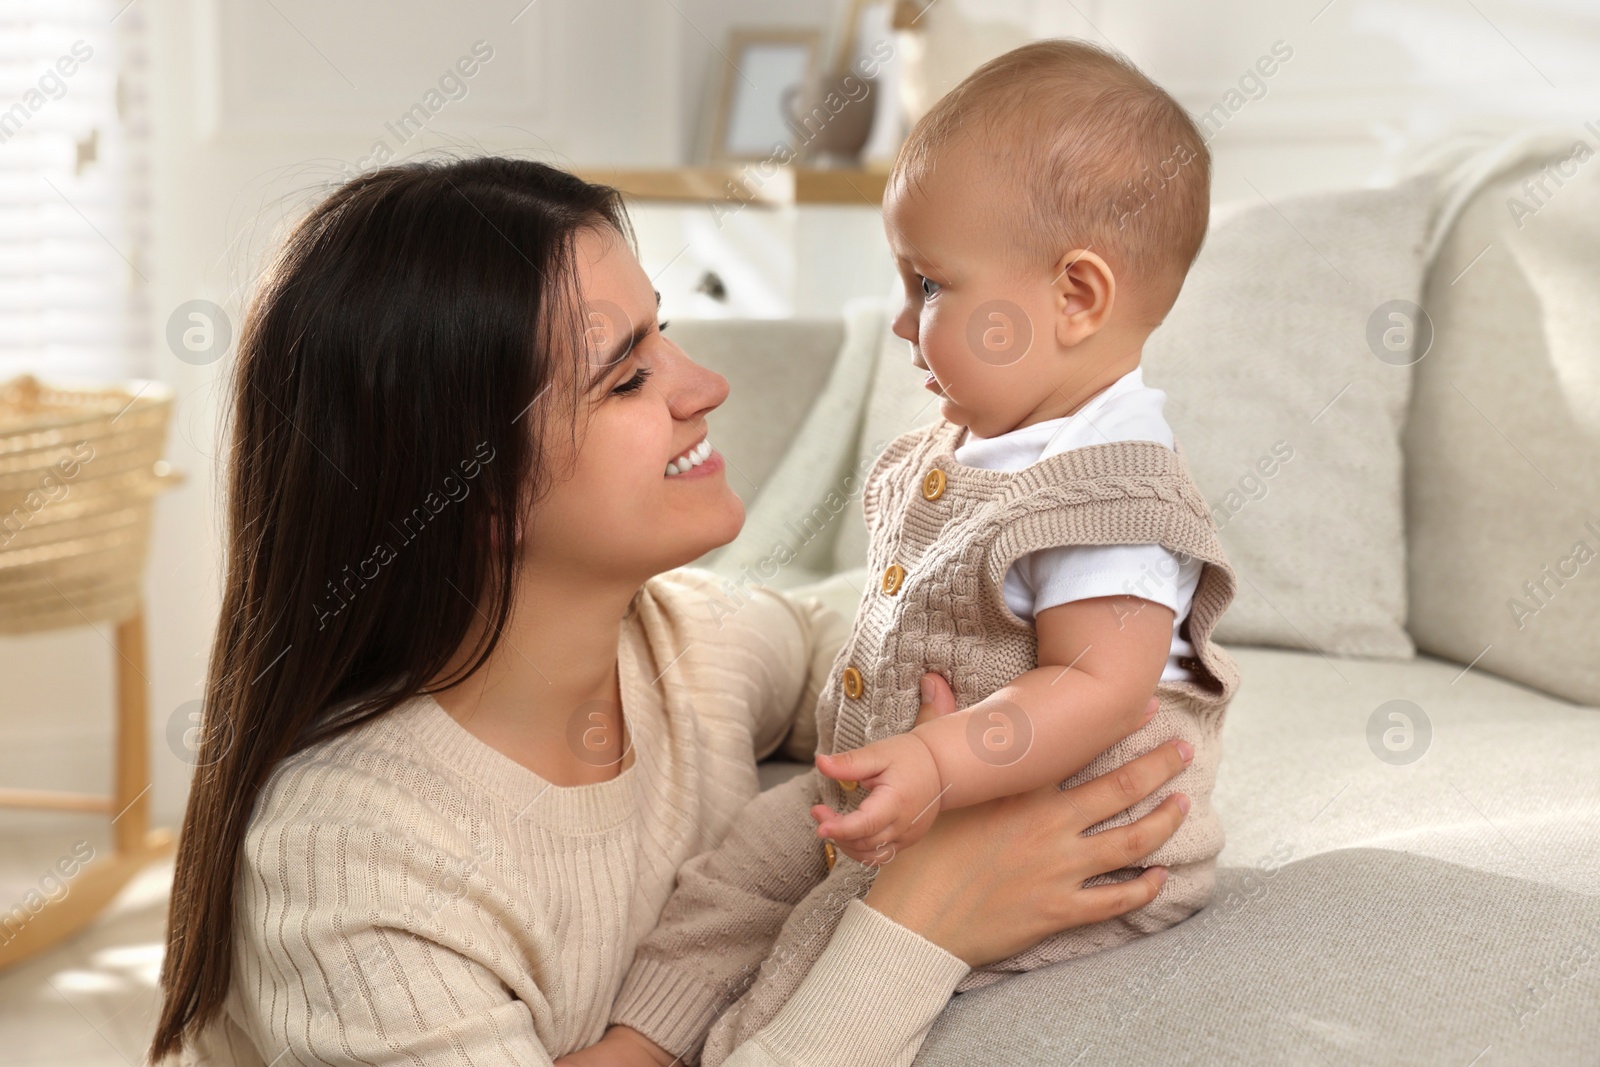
[0, 0, 148, 382]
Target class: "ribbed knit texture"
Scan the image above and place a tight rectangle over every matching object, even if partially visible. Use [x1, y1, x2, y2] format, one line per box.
[168, 568, 967, 1066]
[618, 419, 1243, 1067]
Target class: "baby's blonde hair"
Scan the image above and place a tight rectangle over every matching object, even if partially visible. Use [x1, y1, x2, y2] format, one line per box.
[890, 38, 1210, 320]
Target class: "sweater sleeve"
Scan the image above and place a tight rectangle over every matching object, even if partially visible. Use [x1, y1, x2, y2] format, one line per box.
[721, 899, 971, 1067]
[608, 769, 829, 1061]
[614, 823, 970, 1067]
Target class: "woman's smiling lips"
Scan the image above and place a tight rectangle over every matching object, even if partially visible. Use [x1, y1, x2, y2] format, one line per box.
[665, 434, 722, 478]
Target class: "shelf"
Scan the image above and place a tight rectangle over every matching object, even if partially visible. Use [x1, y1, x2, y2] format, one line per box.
[572, 166, 890, 207]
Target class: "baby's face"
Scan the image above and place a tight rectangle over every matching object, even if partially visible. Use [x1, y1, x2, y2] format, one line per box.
[882, 153, 1074, 439]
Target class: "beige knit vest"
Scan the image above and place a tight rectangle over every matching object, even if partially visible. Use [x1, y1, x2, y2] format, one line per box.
[702, 418, 1242, 1065]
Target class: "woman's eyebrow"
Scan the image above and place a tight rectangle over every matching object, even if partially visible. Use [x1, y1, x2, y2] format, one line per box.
[588, 291, 661, 387]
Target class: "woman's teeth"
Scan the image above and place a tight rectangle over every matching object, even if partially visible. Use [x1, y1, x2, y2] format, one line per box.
[665, 439, 713, 476]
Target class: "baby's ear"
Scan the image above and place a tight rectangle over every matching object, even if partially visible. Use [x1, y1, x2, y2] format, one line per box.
[1050, 248, 1117, 347]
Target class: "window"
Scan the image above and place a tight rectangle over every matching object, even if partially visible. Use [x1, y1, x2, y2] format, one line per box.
[0, 0, 148, 382]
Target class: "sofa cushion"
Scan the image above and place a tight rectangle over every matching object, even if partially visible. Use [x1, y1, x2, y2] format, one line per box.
[1406, 139, 1600, 706]
[701, 301, 883, 585]
[836, 176, 1444, 659]
[1206, 646, 1600, 881]
[912, 849, 1600, 1065]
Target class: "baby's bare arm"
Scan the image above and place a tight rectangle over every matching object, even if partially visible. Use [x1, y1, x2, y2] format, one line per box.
[912, 594, 1175, 810]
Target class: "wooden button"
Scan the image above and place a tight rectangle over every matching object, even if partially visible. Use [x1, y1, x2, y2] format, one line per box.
[841, 666, 864, 699]
[823, 840, 837, 871]
[921, 468, 947, 500]
[881, 564, 905, 595]
[840, 779, 858, 791]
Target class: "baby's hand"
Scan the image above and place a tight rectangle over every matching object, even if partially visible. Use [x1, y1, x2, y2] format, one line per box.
[812, 732, 945, 862]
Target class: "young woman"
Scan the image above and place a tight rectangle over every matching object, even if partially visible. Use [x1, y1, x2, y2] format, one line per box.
[149, 156, 1193, 1066]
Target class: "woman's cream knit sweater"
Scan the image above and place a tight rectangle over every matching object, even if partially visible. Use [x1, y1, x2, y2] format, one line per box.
[172, 568, 971, 1066]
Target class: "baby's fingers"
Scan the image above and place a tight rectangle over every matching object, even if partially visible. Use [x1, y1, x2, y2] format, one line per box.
[815, 743, 890, 789]
[815, 793, 894, 842]
[808, 803, 873, 845]
[834, 837, 899, 868]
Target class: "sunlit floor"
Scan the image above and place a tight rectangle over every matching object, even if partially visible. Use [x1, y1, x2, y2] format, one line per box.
[0, 817, 172, 1067]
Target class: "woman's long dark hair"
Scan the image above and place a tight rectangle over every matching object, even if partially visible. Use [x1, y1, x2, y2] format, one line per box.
[149, 156, 634, 1062]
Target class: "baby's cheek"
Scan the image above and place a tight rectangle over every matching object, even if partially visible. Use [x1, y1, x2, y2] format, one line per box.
[922, 313, 971, 379]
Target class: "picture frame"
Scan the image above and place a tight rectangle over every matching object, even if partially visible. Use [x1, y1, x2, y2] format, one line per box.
[707, 28, 823, 164]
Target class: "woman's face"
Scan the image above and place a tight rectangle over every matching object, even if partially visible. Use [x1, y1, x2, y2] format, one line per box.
[524, 226, 744, 583]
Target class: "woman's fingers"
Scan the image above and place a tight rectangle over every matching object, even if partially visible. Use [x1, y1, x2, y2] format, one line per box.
[815, 740, 890, 787]
[1089, 792, 1189, 873]
[1059, 738, 1192, 832]
[1067, 865, 1171, 926]
[911, 671, 957, 727]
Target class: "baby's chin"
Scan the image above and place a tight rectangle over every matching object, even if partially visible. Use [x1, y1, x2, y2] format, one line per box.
[938, 398, 1020, 439]
[936, 395, 970, 428]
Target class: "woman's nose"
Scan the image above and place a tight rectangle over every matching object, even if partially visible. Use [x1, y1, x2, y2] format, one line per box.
[663, 346, 729, 422]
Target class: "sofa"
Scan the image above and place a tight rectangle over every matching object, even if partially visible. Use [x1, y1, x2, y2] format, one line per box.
[672, 132, 1600, 1065]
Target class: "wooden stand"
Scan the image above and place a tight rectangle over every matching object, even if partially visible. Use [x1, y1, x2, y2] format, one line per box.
[0, 605, 175, 971]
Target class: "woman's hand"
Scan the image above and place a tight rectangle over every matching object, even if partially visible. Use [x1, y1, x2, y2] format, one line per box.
[862, 672, 1190, 969]
[553, 1024, 677, 1067]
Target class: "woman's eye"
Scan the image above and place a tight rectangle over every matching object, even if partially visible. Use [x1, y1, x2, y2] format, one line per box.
[919, 276, 940, 299]
[608, 322, 667, 396]
[612, 366, 653, 396]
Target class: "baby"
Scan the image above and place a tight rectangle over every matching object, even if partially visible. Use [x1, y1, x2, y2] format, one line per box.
[605, 38, 1241, 1066]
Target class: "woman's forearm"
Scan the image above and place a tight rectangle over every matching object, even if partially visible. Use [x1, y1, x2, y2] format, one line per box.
[721, 898, 969, 1067]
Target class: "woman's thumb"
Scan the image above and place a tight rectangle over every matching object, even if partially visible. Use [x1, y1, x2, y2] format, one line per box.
[913, 671, 957, 727]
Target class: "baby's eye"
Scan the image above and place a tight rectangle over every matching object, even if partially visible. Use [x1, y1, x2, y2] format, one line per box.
[918, 275, 940, 299]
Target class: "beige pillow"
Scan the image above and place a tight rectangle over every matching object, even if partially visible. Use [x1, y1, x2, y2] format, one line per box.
[1406, 147, 1600, 706]
[838, 174, 1443, 659]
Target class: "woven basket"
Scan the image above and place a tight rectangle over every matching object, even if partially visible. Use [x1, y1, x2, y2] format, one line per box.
[0, 374, 181, 635]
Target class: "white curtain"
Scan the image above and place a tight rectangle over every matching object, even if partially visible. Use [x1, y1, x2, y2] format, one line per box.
[0, 0, 150, 383]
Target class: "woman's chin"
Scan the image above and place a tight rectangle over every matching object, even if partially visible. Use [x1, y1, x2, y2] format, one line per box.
[703, 493, 746, 551]
[660, 492, 745, 570]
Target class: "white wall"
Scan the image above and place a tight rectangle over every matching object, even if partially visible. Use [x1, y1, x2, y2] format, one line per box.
[3, 0, 1598, 833]
[0, 0, 846, 833]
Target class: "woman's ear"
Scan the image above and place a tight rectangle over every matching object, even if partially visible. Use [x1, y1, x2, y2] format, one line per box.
[1049, 248, 1117, 349]
[482, 506, 526, 555]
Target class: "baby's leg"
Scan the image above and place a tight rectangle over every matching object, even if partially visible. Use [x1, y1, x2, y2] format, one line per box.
[958, 687, 1225, 990]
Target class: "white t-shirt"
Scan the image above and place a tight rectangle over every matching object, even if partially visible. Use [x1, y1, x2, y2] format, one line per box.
[952, 366, 1200, 684]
